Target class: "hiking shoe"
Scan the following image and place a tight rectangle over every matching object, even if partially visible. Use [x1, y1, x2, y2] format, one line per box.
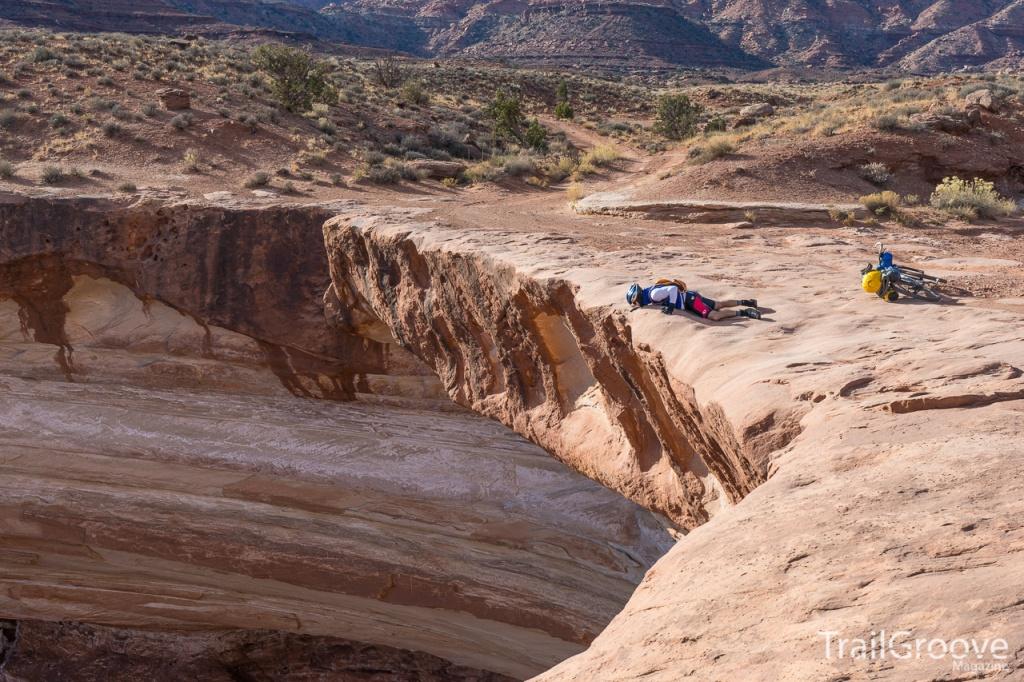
[740, 308, 761, 319]
[738, 299, 758, 308]
[661, 304, 674, 315]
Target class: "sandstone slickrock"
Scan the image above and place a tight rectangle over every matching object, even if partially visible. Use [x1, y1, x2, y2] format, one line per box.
[322, 209, 1024, 680]
[323, 213, 796, 528]
[0, 193, 676, 679]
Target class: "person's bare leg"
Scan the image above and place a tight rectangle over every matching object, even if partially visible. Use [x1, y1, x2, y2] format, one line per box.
[716, 299, 740, 309]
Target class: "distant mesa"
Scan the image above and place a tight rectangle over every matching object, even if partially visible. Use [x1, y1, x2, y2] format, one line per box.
[1, 0, 1023, 71]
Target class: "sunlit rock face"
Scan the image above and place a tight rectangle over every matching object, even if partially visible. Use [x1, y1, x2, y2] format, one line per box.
[0, 195, 674, 680]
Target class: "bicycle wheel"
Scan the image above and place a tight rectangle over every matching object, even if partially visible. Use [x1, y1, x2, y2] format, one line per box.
[903, 278, 943, 302]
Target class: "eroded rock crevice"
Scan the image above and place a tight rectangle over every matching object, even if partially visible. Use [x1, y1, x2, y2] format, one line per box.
[324, 214, 779, 529]
[0, 194, 444, 404]
[0, 195, 676, 680]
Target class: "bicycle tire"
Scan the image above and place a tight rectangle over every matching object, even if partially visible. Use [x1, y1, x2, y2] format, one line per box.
[906, 282, 943, 302]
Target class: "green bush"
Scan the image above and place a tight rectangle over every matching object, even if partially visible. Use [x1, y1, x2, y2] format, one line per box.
[400, 80, 429, 106]
[930, 177, 1016, 221]
[252, 43, 333, 113]
[524, 118, 547, 151]
[486, 90, 525, 145]
[704, 116, 727, 133]
[554, 100, 574, 120]
[654, 93, 702, 140]
[0, 159, 14, 179]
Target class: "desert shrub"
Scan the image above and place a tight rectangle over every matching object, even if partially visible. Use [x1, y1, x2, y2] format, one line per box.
[97, 75, 114, 86]
[170, 112, 192, 130]
[654, 93, 702, 140]
[110, 104, 133, 121]
[554, 100, 574, 120]
[40, 165, 64, 184]
[182, 148, 201, 172]
[363, 163, 401, 184]
[0, 160, 14, 179]
[690, 139, 735, 164]
[50, 112, 71, 129]
[244, 171, 271, 188]
[859, 162, 891, 185]
[704, 115, 727, 133]
[502, 155, 536, 177]
[929, 177, 1016, 220]
[871, 114, 903, 132]
[463, 161, 503, 184]
[86, 96, 114, 111]
[566, 182, 585, 203]
[486, 90, 525, 145]
[574, 159, 598, 177]
[524, 118, 547, 151]
[0, 110, 17, 130]
[256, 105, 280, 124]
[252, 44, 333, 112]
[30, 46, 58, 63]
[541, 155, 576, 183]
[582, 144, 620, 168]
[102, 121, 121, 137]
[142, 102, 159, 117]
[316, 117, 336, 135]
[400, 80, 429, 106]
[117, 182, 137, 193]
[860, 190, 902, 216]
[372, 55, 404, 88]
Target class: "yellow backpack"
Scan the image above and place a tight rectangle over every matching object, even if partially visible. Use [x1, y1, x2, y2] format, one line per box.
[655, 278, 687, 291]
[862, 269, 882, 294]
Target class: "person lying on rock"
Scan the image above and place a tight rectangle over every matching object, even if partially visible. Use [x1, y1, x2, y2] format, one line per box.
[626, 279, 761, 320]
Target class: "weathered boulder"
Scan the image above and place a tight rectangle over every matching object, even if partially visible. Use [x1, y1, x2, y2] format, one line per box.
[964, 88, 995, 111]
[910, 111, 972, 134]
[157, 87, 191, 110]
[407, 159, 466, 179]
[739, 102, 774, 118]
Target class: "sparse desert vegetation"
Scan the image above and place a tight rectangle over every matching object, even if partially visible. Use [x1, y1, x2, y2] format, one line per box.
[0, 27, 1021, 222]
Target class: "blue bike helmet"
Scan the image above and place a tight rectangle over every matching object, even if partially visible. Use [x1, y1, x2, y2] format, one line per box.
[627, 283, 642, 306]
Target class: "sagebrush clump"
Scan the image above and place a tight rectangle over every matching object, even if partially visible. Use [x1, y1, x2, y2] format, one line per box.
[930, 177, 1016, 221]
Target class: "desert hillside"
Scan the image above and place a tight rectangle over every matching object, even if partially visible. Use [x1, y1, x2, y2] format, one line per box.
[3, 0, 1024, 71]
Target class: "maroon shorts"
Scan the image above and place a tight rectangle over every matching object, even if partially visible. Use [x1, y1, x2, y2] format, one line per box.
[683, 291, 717, 318]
